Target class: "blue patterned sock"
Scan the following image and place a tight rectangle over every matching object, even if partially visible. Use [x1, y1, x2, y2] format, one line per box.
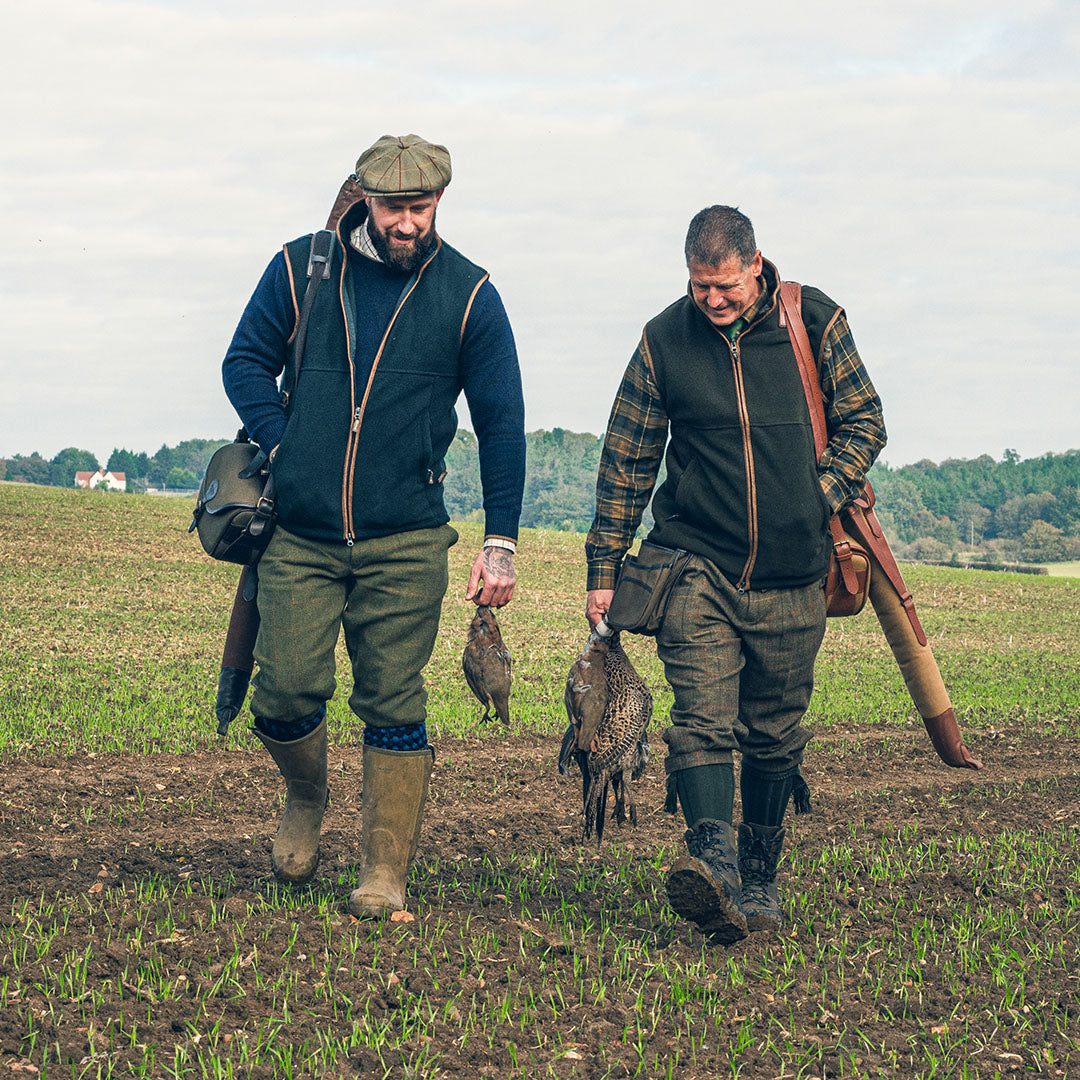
[363, 721, 428, 752]
[254, 706, 326, 743]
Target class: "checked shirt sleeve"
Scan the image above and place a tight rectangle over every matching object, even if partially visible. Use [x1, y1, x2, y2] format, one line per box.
[817, 312, 887, 513]
[585, 338, 670, 591]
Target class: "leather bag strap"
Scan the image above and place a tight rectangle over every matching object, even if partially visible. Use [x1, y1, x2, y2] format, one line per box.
[778, 282, 858, 595]
[779, 280, 927, 645]
[778, 282, 828, 458]
[284, 228, 335, 409]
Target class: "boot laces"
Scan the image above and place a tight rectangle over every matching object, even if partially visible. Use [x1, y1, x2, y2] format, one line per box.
[740, 833, 777, 905]
[685, 821, 737, 876]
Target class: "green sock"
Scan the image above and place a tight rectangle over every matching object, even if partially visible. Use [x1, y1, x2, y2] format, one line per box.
[672, 763, 735, 828]
[740, 762, 797, 827]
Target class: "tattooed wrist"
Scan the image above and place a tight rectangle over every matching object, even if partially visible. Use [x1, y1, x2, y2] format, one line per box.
[482, 547, 515, 579]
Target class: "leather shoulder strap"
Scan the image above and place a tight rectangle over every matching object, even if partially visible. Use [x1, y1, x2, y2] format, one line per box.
[780, 281, 927, 644]
[778, 280, 858, 591]
[778, 281, 828, 459]
[287, 229, 335, 404]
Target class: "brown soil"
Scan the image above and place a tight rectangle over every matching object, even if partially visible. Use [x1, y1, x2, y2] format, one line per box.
[1, 723, 1078, 1078]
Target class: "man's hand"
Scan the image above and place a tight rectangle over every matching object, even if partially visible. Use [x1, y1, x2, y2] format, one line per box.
[586, 588, 614, 628]
[466, 546, 516, 608]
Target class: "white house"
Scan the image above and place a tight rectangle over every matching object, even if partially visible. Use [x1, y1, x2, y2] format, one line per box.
[74, 468, 126, 492]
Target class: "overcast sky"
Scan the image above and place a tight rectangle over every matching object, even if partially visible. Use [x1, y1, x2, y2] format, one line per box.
[2, 0, 1077, 470]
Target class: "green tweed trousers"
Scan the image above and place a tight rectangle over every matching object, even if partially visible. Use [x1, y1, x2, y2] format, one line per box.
[250, 524, 457, 727]
[657, 554, 827, 778]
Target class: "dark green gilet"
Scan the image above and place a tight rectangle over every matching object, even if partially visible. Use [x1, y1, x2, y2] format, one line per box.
[646, 266, 841, 589]
[272, 204, 487, 544]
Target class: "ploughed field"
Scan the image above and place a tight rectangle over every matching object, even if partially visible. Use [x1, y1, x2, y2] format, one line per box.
[1, 484, 1079, 1079]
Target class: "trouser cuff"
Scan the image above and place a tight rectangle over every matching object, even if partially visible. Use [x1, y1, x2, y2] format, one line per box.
[664, 749, 734, 777]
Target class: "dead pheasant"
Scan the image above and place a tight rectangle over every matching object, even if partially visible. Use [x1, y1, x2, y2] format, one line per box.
[559, 621, 652, 842]
[462, 604, 512, 724]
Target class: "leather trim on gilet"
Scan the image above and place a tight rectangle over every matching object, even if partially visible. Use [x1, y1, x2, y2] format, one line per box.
[272, 202, 487, 543]
[646, 264, 841, 589]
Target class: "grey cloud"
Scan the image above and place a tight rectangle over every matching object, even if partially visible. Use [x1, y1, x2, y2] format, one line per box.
[1, 1, 1077, 470]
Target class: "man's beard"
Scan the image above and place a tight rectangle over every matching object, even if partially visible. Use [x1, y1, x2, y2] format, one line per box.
[368, 216, 438, 272]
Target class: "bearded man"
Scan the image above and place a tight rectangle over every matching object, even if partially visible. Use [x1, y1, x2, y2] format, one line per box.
[222, 134, 525, 916]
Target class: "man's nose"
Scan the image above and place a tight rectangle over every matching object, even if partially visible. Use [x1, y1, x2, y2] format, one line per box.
[708, 289, 725, 307]
[396, 212, 416, 235]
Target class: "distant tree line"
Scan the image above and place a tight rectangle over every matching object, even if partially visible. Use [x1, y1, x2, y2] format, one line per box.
[6, 434, 1080, 562]
[869, 450, 1080, 565]
[448, 437, 1080, 560]
[443, 428, 661, 535]
[1, 439, 229, 493]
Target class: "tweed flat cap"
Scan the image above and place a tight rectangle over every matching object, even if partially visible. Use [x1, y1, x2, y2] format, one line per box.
[354, 134, 451, 196]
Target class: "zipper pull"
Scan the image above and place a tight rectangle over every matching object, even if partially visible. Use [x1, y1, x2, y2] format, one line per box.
[351, 406, 362, 433]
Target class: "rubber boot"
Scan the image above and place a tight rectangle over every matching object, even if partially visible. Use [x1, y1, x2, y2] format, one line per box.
[348, 745, 433, 918]
[738, 822, 785, 932]
[254, 720, 328, 885]
[665, 819, 747, 944]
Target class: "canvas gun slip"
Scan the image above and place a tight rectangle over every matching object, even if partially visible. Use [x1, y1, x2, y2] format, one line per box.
[215, 174, 364, 736]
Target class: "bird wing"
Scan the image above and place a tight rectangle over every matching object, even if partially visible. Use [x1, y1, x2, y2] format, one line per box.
[557, 723, 579, 775]
[485, 650, 512, 724]
[462, 650, 490, 707]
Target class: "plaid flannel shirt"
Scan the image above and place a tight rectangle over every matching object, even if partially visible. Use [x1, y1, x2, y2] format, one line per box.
[585, 265, 886, 590]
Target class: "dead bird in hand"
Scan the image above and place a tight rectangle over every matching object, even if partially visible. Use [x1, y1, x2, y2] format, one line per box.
[559, 621, 652, 842]
[462, 604, 512, 724]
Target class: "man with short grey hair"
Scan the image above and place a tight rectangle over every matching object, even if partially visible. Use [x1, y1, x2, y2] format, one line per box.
[586, 205, 885, 942]
[223, 134, 525, 917]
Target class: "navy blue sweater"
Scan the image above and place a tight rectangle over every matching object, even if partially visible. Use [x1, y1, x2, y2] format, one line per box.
[222, 241, 526, 541]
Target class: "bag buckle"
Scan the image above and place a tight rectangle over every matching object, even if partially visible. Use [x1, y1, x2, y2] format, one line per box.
[307, 229, 334, 280]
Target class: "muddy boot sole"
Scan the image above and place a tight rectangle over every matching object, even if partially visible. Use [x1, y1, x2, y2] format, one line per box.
[666, 855, 747, 944]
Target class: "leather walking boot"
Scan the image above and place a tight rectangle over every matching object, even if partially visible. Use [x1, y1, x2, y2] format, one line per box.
[348, 745, 433, 918]
[738, 822, 785, 932]
[665, 819, 747, 944]
[254, 720, 328, 885]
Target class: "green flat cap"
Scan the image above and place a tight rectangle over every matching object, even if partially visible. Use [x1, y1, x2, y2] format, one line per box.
[354, 134, 451, 196]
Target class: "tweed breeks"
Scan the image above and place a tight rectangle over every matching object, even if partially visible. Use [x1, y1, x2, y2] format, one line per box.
[250, 524, 457, 727]
[657, 554, 826, 776]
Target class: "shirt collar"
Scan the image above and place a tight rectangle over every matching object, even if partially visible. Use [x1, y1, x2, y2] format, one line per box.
[737, 260, 778, 329]
[350, 219, 382, 263]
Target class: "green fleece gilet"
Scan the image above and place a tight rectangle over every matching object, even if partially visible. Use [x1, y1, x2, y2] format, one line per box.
[272, 204, 487, 543]
[646, 272, 841, 589]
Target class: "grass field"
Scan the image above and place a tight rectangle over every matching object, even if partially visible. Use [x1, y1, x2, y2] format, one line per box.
[1, 483, 1079, 1078]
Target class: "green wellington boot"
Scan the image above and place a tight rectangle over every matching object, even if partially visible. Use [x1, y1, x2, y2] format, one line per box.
[738, 822, 786, 932]
[254, 720, 328, 885]
[348, 745, 433, 917]
[665, 819, 748, 944]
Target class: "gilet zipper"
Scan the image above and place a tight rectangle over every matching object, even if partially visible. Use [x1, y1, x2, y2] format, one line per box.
[338, 240, 441, 545]
[726, 334, 758, 591]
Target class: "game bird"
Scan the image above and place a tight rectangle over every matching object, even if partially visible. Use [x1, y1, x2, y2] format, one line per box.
[559, 622, 652, 842]
[462, 604, 512, 724]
